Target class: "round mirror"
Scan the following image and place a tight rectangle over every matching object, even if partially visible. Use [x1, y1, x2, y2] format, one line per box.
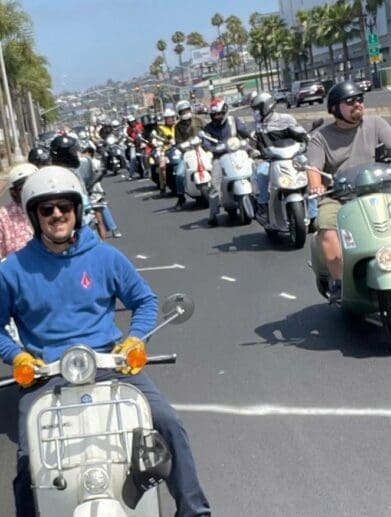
[161, 293, 195, 324]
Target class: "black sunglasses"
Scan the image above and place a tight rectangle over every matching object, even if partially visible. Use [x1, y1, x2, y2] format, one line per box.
[37, 201, 75, 217]
[343, 95, 364, 106]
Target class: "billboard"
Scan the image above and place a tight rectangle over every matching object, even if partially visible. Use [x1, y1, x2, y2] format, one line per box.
[191, 48, 217, 65]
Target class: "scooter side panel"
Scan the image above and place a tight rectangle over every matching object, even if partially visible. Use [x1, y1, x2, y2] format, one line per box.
[27, 382, 159, 517]
[338, 193, 391, 311]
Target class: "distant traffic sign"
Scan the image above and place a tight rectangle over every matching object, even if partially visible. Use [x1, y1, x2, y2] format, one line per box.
[368, 33, 379, 46]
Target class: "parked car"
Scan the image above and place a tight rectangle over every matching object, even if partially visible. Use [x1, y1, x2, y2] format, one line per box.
[286, 79, 325, 108]
[272, 88, 289, 103]
[355, 78, 372, 92]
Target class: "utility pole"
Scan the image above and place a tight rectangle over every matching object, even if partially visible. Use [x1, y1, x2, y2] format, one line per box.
[0, 41, 24, 162]
[27, 90, 38, 142]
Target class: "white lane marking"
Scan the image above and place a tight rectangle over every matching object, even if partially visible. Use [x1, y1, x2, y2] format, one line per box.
[221, 276, 236, 282]
[137, 263, 186, 272]
[279, 292, 297, 300]
[172, 403, 391, 418]
[135, 254, 148, 259]
[134, 190, 157, 198]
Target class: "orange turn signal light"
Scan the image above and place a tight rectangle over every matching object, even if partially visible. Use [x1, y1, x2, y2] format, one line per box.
[13, 364, 35, 386]
[126, 347, 147, 370]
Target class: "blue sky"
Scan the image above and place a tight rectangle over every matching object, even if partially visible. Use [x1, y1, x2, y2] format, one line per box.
[20, 0, 279, 93]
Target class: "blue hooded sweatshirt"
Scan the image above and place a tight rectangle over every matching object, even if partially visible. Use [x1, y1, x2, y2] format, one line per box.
[0, 226, 158, 364]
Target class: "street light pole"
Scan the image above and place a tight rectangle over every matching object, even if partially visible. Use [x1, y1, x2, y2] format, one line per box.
[0, 41, 25, 163]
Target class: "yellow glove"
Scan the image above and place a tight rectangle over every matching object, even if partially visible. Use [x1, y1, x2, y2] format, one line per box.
[112, 336, 146, 375]
[12, 352, 46, 388]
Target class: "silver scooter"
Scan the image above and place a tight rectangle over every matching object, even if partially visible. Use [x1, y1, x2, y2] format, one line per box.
[201, 131, 255, 225]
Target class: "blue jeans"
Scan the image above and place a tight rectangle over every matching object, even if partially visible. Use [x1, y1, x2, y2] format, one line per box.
[102, 206, 118, 232]
[255, 161, 270, 204]
[14, 370, 210, 517]
[175, 159, 186, 195]
[256, 161, 319, 218]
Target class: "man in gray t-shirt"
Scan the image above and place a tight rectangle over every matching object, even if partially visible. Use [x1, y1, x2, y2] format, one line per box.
[307, 80, 391, 301]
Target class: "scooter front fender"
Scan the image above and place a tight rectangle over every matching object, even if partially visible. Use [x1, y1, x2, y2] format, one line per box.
[366, 258, 391, 291]
[232, 179, 252, 196]
[285, 192, 304, 203]
[73, 499, 128, 517]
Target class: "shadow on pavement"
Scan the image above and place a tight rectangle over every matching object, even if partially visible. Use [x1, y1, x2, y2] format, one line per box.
[211, 231, 299, 253]
[250, 303, 391, 358]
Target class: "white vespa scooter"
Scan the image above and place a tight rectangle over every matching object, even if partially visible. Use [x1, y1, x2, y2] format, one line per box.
[1, 294, 195, 517]
[200, 131, 255, 224]
[178, 136, 212, 206]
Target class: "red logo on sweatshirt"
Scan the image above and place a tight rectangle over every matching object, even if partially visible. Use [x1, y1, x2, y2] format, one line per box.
[81, 272, 92, 289]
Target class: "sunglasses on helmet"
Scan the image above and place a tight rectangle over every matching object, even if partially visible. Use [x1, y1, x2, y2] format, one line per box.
[343, 95, 364, 106]
[37, 201, 75, 217]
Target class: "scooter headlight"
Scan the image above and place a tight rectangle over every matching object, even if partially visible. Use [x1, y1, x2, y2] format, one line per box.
[279, 175, 294, 188]
[60, 346, 97, 385]
[226, 137, 241, 152]
[376, 246, 391, 272]
[83, 467, 109, 494]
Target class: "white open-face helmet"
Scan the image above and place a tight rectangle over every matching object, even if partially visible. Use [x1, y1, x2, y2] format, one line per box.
[8, 163, 38, 188]
[163, 108, 176, 119]
[111, 119, 120, 129]
[22, 166, 84, 235]
[176, 100, 192, 120]
[127, 114, 136, 124]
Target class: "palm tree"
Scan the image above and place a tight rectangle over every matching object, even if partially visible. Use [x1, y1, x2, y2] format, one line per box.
[312, 4, 338, 82]
[211, 13, 224, 75]
[156, 39, 170, 78]
[171, 31, 186, 83]
[149, 56, 164, 80]
[225, 15, 248, 73]
[186, 32, 208, 48]
[211, 13, 224, 38]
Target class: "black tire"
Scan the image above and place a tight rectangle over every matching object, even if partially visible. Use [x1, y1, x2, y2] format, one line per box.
[239, 197, 252, 225]
[378, 291, 391, 336]
[287, 201, 306, 249]
[286, 101, 291, 109]
[296, 100, 301, 108]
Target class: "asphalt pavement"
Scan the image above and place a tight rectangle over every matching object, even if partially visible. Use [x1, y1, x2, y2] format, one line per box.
[1, 91, 391, 515]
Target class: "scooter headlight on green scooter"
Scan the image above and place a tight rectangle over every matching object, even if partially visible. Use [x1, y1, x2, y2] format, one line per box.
[376, 247, 391, 272]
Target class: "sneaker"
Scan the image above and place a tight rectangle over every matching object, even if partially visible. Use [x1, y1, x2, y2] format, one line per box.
[329, 279, 342, 304]
[160, 187, 166, 197]
[255, 203, 269, 225]
[207, 215, 218, 227]
[174, 195, 186, 211]
[112, 229, 122, 238]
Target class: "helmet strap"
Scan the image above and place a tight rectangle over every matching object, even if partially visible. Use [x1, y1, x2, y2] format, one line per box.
[41, 230, 76, 247]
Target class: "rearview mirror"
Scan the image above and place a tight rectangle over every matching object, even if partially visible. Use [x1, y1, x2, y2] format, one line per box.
[162, 293, 194, 324]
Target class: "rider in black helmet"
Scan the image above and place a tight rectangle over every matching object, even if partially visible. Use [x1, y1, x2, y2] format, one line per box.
[307, 79, 391, 302]
[28, 147, 51, 168]
[50, 134, 80, 169]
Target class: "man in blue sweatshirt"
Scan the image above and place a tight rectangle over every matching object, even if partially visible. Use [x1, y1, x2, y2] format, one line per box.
[0, 166, 210, 517]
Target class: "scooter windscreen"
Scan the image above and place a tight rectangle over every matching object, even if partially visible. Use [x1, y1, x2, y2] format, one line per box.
[122, 428, 172, 509]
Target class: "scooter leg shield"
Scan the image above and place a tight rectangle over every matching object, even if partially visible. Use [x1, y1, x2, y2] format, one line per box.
[366, 259, 391, 290]
[232, 180, 252, 196]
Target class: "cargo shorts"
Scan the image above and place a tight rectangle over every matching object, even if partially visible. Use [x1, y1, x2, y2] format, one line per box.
[316, 198, 342, 230]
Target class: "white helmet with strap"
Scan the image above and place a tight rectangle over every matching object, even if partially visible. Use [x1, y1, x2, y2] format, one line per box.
[22, 166, 84, 235]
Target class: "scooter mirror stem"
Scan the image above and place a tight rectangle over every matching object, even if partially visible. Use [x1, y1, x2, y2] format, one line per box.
[142, 308, 183, 341]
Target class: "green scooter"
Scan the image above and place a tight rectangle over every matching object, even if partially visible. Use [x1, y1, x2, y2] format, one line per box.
[310, 156, 391, 335]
